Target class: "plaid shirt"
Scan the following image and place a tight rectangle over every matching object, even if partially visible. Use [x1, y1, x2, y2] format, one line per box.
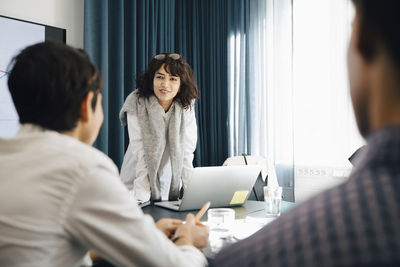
[211, 125, 400, 267]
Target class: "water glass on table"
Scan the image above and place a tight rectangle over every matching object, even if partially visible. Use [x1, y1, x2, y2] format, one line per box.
[207, 208, 235, 254]
[263, 186, 283, 217]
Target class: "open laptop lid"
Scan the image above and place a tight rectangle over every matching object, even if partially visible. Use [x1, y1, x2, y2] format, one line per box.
[155, 165, 261, 211]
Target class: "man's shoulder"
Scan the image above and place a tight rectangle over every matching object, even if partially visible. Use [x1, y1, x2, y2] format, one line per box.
[61, 135, 117, 172]
[33, 131, 118, 176]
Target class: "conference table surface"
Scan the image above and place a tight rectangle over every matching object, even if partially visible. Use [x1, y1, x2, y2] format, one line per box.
[142, 200, 297, 259]
[142, 200, 297, 222]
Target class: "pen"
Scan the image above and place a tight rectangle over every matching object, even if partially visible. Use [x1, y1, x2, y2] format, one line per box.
[173, 201, 210, 242]
[195, 201, 211, 223]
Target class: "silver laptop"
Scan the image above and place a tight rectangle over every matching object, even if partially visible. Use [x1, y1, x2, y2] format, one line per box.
[154, 165, 261, 211]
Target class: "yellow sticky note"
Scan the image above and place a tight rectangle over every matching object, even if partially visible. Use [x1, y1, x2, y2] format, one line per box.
[230, 190, 249, 205]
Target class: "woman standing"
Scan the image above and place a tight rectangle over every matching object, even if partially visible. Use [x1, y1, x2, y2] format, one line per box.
[120, 53, 199, 202]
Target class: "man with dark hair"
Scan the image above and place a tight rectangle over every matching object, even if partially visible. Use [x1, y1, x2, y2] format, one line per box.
[0, 42, 208, 266]
[211, 1, 400, 266]
[8, 43, 102, 134]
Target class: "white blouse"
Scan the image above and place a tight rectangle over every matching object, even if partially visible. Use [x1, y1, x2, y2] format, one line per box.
[120, 103, 198, 202]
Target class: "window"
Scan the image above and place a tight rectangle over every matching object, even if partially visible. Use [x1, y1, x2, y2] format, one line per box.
[293, 0, 364, 202]
[227, 0, 364, 202]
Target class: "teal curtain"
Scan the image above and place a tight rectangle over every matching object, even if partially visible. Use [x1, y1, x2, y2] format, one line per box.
[84, 0, 229, 168]
[175, 0, 229, 166]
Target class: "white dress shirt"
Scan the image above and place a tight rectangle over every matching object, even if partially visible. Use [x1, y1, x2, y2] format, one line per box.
[120, 103, 197, 201]
[0, 124, 206, 267]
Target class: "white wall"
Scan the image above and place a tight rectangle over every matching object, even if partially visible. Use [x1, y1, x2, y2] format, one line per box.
[0, 0, 84, 48]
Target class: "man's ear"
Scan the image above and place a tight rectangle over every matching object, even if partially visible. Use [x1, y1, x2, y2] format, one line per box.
[80, 92, 94, 123]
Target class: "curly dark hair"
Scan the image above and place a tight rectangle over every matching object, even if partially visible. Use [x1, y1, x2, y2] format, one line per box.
[136, 53, 199, 109]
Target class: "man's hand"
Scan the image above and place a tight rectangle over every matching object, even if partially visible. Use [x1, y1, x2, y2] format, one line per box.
[173, 214, 209, 250]
[155, 218, 183, 239]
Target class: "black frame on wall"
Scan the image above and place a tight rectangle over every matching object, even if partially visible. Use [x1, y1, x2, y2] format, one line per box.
[0, 14, 66, 43]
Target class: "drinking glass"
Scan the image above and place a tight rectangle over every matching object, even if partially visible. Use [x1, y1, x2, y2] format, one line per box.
[263, 186, 282, 217]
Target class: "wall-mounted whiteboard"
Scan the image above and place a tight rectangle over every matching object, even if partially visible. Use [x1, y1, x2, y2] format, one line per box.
[0, 15, 65, 138]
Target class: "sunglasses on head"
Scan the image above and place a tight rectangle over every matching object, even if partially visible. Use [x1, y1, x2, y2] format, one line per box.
[154, 53, 181, 60]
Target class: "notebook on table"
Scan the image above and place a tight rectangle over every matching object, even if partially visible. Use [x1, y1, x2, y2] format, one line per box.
[154, 165, 261, 211]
